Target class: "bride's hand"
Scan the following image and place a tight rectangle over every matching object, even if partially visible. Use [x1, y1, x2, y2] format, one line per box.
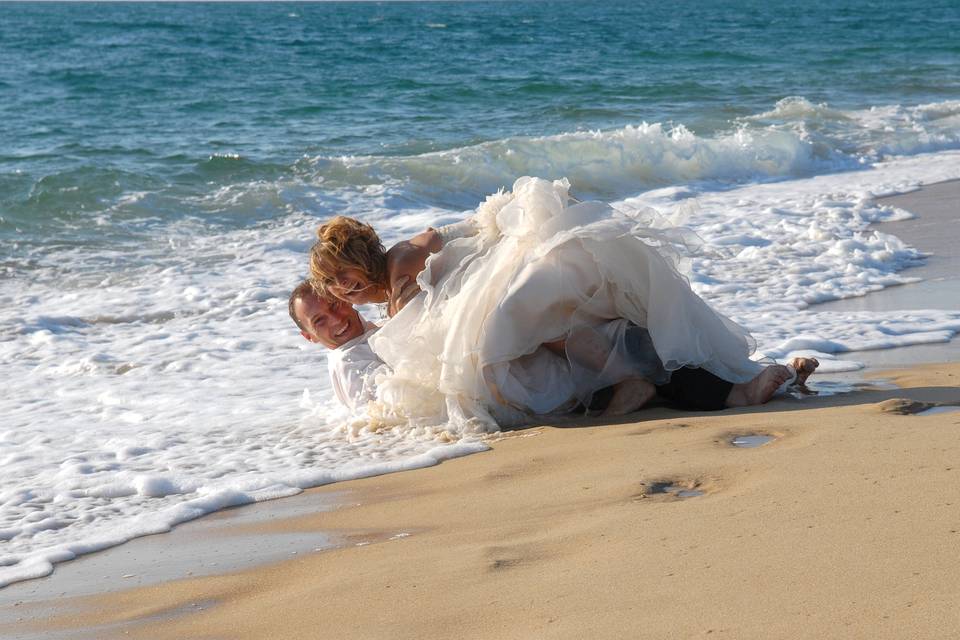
[388, 275, 421, 316]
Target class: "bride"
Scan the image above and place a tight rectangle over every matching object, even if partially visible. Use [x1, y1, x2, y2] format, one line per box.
[309, 177, 808, 432]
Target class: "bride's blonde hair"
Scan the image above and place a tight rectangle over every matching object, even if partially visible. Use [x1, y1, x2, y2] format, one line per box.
[309, 216, 388, 293]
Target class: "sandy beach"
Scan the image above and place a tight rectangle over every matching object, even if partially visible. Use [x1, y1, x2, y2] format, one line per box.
[4, 3, 960, 638]
[4, 181, 960, 639]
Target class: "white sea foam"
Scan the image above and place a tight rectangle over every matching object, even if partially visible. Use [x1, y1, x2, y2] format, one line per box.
[626, 150, 960, 361]
[2, 101, 960, 588]
[308, 98, 960, 199]
[747, 97, 960, 160]
[0, 214, 488, 588]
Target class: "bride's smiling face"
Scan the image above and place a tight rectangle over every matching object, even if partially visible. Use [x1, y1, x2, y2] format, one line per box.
[326, 267, 379, 305]
[310, 216, 389, 305]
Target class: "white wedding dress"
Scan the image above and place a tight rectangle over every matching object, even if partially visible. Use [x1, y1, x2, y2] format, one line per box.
[368, 177, 764, 434]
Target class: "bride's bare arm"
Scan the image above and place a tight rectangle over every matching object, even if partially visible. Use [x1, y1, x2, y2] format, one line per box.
[409, 228, 443, 253]
[385, 229, 442, 315]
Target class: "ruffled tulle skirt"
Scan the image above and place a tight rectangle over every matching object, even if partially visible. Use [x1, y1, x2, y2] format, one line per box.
[368, 177, 763, 434]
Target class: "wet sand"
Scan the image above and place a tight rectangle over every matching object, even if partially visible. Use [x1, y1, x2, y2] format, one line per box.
[9, 367, 960, 640]
[819, 179, 960, 314]
[5, 181, 960, 640]
[816, 179, 960, 369]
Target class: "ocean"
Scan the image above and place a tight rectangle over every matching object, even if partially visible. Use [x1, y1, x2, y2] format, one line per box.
[2, 0, 959, 587]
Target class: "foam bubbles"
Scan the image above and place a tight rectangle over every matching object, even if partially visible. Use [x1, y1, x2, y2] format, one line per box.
[0, 209, 489, 588]
[300, 98, 960, 202]
[3, 101, 960, 588]
[627, 150, 960, 361]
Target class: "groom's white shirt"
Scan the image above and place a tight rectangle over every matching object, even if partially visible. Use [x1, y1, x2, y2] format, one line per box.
[326, 321, 385, 412]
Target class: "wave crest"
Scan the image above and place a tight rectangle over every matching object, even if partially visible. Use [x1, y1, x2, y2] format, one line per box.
[310, 122, 831, 202]
[304, 98, 960, 200]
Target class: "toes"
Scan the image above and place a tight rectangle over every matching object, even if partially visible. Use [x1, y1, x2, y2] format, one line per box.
[788, 358, 819, 387]
[793, 357, 819, 374]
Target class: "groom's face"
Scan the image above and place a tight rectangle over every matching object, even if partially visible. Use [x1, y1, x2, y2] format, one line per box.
[293, 293, 364, 349]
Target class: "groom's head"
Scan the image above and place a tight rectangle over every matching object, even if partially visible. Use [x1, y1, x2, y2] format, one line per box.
[288, 281, 365, 349]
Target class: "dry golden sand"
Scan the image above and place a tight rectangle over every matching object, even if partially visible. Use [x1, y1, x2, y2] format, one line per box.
[20, 363, 960, 639]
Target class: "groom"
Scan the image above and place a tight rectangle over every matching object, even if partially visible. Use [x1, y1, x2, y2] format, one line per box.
[288, 281, 383, 411]
[288, 282, 815, 415]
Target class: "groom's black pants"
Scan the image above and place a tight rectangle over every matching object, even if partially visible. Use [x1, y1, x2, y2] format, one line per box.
[589, 366, 734, 412]
[654, 366, 734, 411]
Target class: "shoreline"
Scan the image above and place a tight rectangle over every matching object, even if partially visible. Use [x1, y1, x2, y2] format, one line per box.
[817, 179, 960, 314]
[813, 179, 960, 369]
[9, 363, 960, 639]
[0, 489, 349, 637]
[5, 179, 960, 639]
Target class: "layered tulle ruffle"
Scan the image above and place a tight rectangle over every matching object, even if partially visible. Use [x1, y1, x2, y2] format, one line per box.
[369, 177, 763, 433]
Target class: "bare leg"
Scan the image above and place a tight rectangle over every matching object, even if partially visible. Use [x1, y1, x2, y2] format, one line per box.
[545, 330, 613, 373]
[602, 377, 657, 417]
[725, 365, 794, 407]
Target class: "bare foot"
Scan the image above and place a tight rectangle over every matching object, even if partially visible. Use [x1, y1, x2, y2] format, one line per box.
[789, 356, 819, 387]
[602, 377, 657, 417]
[725, 365, 794, 407]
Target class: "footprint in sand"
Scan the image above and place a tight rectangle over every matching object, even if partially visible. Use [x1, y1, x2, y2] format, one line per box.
[730, 433, 776, 448]
[644, 481, 704, 499]
[484, 544, 543, 572]
[877, 398, 937, 415]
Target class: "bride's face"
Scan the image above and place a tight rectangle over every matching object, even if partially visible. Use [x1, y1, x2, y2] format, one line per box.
[326, 267, 379, 305]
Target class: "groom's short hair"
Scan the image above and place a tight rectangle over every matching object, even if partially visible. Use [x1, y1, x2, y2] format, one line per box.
[288, 280, 319, 332]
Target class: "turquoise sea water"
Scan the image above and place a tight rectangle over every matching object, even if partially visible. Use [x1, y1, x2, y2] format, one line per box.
[2, 0, 959, 246]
